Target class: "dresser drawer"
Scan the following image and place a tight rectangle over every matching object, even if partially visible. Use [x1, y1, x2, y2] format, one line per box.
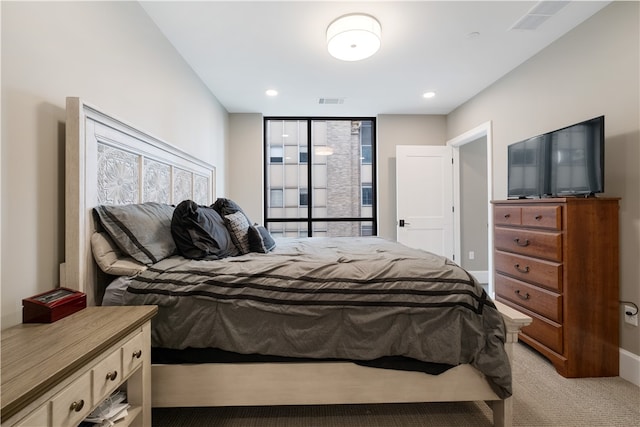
[51, 371, 91, 427]
[497, 298, 564, 354]
[494, 227, 562, 261]
[122, 330, 145, 378]
[521, 205, 562, 230]
[494, 251, 562, 291]
[493, 206, 522, 226]
[93, 347, 122, 404]
[521, 312, 564, 355]
[495, 274, 562, 323]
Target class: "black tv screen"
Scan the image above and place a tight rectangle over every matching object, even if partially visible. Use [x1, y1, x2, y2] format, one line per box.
[507, 135, 547, 198]
[549, 116, 604, 196]
[507, 116, 604, 198]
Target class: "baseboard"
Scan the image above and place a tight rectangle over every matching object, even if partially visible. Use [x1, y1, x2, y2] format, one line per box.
[468, 270, 488, 284]
[620, 348, 640, 386]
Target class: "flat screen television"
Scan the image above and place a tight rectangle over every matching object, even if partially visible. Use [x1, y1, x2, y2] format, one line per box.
[507, 116, 604, 198]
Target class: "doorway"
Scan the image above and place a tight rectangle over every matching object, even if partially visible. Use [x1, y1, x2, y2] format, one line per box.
[447, 122, 493, 295]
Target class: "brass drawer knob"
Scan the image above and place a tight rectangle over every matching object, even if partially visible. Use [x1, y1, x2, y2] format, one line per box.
[132, 349, 142, 359]
[70, 399, 85, 412]
[106, 371, 118, 381]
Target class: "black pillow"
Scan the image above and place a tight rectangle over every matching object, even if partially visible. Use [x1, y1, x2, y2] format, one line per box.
[171, 200, 239, 259]
[211, 198, 247, 218]
[248, 224, 276, 253]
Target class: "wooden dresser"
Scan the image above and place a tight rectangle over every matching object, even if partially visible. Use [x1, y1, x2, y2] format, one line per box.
[1, 305, 157, 427]
[492, 197, 619, 378]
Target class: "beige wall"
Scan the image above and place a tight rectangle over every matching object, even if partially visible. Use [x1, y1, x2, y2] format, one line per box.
[459, 137, 488, 273]
[228, 113, 264, 223]
[227, 114, 448, 239]
[447, 2, 640, 355]
[376, 115, 447, 239]
[1, 1, 229, 328]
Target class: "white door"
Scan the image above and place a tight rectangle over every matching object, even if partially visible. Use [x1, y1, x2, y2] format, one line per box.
[396, 145, 454, 259]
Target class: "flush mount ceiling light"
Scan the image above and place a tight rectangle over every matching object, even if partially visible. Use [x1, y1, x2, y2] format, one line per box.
[326, 14, 381, 61]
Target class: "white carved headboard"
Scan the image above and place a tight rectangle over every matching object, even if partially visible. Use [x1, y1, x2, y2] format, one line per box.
[62, 97, 216, 305]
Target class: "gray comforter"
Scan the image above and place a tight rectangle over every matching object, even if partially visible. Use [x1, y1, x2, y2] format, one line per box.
[123, 237, 511, 397]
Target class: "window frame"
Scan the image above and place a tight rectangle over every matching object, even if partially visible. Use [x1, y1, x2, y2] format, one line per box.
[264, 117, 377, 237]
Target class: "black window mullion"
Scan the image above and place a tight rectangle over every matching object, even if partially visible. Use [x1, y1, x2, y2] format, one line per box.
[264, 117, 377, 237]
[307, 119, 313, 236]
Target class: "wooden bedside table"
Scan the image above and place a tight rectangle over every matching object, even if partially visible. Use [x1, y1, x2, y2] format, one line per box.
[1, 305, 157, 427]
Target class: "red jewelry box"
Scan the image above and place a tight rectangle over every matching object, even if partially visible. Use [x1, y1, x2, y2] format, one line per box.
[22, 287, 87, 323]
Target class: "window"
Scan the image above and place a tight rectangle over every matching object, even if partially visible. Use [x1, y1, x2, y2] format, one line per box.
[270, 146, 283, 164]
[265, 118, 377, 237]
[362, 185, 372, 206]
[270, 188, 283, 207]
[361, 122, 373, 164]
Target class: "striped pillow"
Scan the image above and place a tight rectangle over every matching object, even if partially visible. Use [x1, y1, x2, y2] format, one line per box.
[224, 211, 251, 254]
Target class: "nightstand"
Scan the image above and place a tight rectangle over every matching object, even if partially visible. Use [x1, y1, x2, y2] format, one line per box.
[1, 305, 157, 427]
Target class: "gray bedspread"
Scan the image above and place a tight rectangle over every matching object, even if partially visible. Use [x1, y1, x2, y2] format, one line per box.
[123, 237, 511, 397]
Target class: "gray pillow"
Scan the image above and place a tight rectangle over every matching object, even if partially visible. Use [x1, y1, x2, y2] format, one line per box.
[94, 202, 175, 265]
[248, 224, 276, 253]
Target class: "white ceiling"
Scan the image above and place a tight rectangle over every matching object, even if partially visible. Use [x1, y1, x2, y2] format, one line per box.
[140, 1, 609, 117]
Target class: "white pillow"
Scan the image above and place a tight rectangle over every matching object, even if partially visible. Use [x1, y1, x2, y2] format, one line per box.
[91, 232, 147, 276]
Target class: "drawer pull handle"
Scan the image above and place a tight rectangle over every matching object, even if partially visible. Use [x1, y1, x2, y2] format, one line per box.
[514, 238, 530, 247]
[106, 371, 118, 381]
[514, 264, 530, 274]
[70, 399, 85, 412]
[535, 215, 542, 220]
[504, 213, 511, 219]
[132, 349, 142, 359]
[515, 290, 530, 300]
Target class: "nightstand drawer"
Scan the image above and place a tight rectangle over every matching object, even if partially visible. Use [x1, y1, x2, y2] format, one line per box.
[51, 371, 91, 427]
[494, 251, 562, 291]
[495, 274, 562, 323]
[494, 227, 562, 261]
[14, 404, 48, 427]
[122, 330, 145, 378]
[93, 347, 122, 403]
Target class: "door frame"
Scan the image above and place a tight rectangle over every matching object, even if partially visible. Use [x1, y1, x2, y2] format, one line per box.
[446, 121, 494, 295]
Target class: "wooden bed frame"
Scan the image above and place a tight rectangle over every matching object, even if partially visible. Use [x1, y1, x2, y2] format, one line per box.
[61, 97, 531, 427]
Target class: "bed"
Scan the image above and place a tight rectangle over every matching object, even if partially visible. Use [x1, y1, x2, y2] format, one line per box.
[61, 97, 531, 427]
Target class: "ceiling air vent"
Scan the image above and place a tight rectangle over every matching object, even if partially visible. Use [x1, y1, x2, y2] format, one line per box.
[510, 1, 570, 31]
[318, 98, 345, 105]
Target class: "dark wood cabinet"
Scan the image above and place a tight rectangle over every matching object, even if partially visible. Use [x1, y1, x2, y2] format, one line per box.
[492, 197, 619, 377]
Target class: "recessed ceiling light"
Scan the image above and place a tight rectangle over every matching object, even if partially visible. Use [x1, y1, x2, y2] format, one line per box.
[266, 89, 278, 96]
[423, 91, 436, 99]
